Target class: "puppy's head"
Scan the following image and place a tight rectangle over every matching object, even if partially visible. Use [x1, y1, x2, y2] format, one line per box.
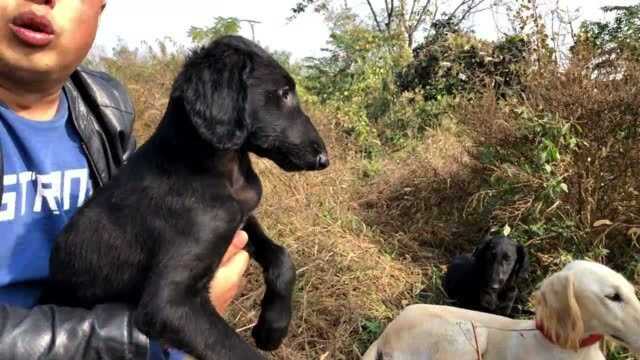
[172, 35, 329, 172]
[473, 235, 525, 309]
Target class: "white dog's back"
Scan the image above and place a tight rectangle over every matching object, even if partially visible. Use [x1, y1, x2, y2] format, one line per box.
[363, 305, 503, 360]
[362, 305, 581, 360]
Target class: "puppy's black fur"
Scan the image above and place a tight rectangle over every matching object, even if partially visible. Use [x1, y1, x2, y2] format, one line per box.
[442, 235, 529, 316]
[39, 36, 329, 360]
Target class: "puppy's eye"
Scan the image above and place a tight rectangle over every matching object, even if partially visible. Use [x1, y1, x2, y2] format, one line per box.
[279, 87, 291, 101]
[606, 293, 623, 303]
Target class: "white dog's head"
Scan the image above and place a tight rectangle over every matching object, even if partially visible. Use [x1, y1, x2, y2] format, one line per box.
[534, 260, 640, 352]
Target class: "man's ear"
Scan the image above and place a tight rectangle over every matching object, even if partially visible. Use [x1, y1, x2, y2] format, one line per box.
[172, 42, 251, 150]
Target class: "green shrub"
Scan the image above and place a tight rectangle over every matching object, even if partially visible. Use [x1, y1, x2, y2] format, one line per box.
[578, 4, 640, 60]
[301, 9, 412, 155]
[397, 31, 528, 100]
[469, 105, 579, 244]
[375, 90, 452, 147]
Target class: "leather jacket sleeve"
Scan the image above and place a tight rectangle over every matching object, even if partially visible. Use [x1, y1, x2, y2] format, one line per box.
[67, 67, 137, 184]
[0, 303, 148, 360]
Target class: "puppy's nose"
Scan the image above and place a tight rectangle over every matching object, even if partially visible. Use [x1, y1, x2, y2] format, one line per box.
[316, 153, 330, 169]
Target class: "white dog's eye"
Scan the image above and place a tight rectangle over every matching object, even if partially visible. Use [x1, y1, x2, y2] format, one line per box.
[606, 293, 623, 302]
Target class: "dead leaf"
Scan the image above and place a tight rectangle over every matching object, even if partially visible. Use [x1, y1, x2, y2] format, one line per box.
[593, 220, 614, 228]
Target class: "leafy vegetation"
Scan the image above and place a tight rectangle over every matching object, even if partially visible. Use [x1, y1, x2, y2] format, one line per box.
[579, 4, 640, 59]
[188, 17, 241, 45]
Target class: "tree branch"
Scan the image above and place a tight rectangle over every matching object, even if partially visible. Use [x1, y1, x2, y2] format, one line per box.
[408, 0, 419, 21]
[413, 0, 433, 32]
[366, 0, 384, 32]
[449, 0, 488, 26]
[383, 0, 396, 33]
[448, 0, 470, 20]
[389, 0, 396, 31]
[423, 0, 440, 38]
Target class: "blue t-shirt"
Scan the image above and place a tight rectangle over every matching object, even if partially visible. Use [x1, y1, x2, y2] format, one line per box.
[0, 91, 93, 307]
[0, 92, 181, 360]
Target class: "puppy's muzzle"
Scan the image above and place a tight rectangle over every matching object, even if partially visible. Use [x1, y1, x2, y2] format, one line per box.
[316, 153, 329, 170]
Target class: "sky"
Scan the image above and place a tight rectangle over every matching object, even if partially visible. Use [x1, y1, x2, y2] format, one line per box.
[93, 0, 639, 60]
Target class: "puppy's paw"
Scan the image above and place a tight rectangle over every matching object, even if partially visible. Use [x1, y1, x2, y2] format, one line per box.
[251, 318, 289, 351]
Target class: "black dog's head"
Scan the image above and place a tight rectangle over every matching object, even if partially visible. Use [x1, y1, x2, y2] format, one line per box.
[171, 35, 329, 171]
[473, 235, 529, 309]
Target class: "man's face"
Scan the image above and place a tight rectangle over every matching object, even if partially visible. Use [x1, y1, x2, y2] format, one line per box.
[0, 0, 104, 84]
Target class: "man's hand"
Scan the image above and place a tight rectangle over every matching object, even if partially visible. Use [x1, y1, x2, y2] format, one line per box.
[209, 231, 250, 314]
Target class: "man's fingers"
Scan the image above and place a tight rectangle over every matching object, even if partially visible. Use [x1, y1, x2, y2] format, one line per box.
[210, 250, 250, 313]
[210, 231, 250, 313]
[223, 250, 250, 280]
[221, 230, 249, 265]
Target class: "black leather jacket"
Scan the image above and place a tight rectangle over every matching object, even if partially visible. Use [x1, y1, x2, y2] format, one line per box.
[0, 67, 150, 359]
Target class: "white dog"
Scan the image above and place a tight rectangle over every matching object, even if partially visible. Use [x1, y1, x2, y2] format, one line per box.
[363, 260, 640, 360]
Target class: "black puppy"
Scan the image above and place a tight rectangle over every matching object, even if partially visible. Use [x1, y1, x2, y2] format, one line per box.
[442, 235, 529, 316]
[40, 36, 329, 360]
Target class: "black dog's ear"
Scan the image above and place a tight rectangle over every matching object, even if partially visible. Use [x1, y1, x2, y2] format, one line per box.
[513, 244, 530, 280]
[472, 237, 492, 258]
[172, 43, 252, 150]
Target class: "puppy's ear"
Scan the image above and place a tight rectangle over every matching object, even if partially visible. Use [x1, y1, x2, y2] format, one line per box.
[534, 272, 584, 350]
[173, 45, 251, 150]
[514, 244, 529, 280]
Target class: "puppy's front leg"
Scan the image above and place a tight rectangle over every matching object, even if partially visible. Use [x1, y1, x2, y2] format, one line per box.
[135, 213, 264, 360]
[243, 215, 296, 351]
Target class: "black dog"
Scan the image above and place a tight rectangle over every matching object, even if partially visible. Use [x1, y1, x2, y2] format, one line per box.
[40, 36, 329, 360]
[442, 235, 529, 316]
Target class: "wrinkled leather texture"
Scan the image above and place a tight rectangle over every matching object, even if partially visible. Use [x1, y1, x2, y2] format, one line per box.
[0, 68, 149, 359]
[65, 66, 137, 186]
[0, 304, 148, 360]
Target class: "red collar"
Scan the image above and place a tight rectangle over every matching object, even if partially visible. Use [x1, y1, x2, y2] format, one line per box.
[535, 321, 604, 348]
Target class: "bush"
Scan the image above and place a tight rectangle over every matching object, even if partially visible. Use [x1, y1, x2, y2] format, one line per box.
[578, 4, 640, 61]
[456, 50, 640, 270]
[375, 90, 452, 147]
[397, 31, 529, 100]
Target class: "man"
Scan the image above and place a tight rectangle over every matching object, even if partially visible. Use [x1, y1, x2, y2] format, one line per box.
[0, 0, 249, 359]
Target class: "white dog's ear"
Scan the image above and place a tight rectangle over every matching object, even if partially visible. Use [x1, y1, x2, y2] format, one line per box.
[534, 272, 584, 350]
